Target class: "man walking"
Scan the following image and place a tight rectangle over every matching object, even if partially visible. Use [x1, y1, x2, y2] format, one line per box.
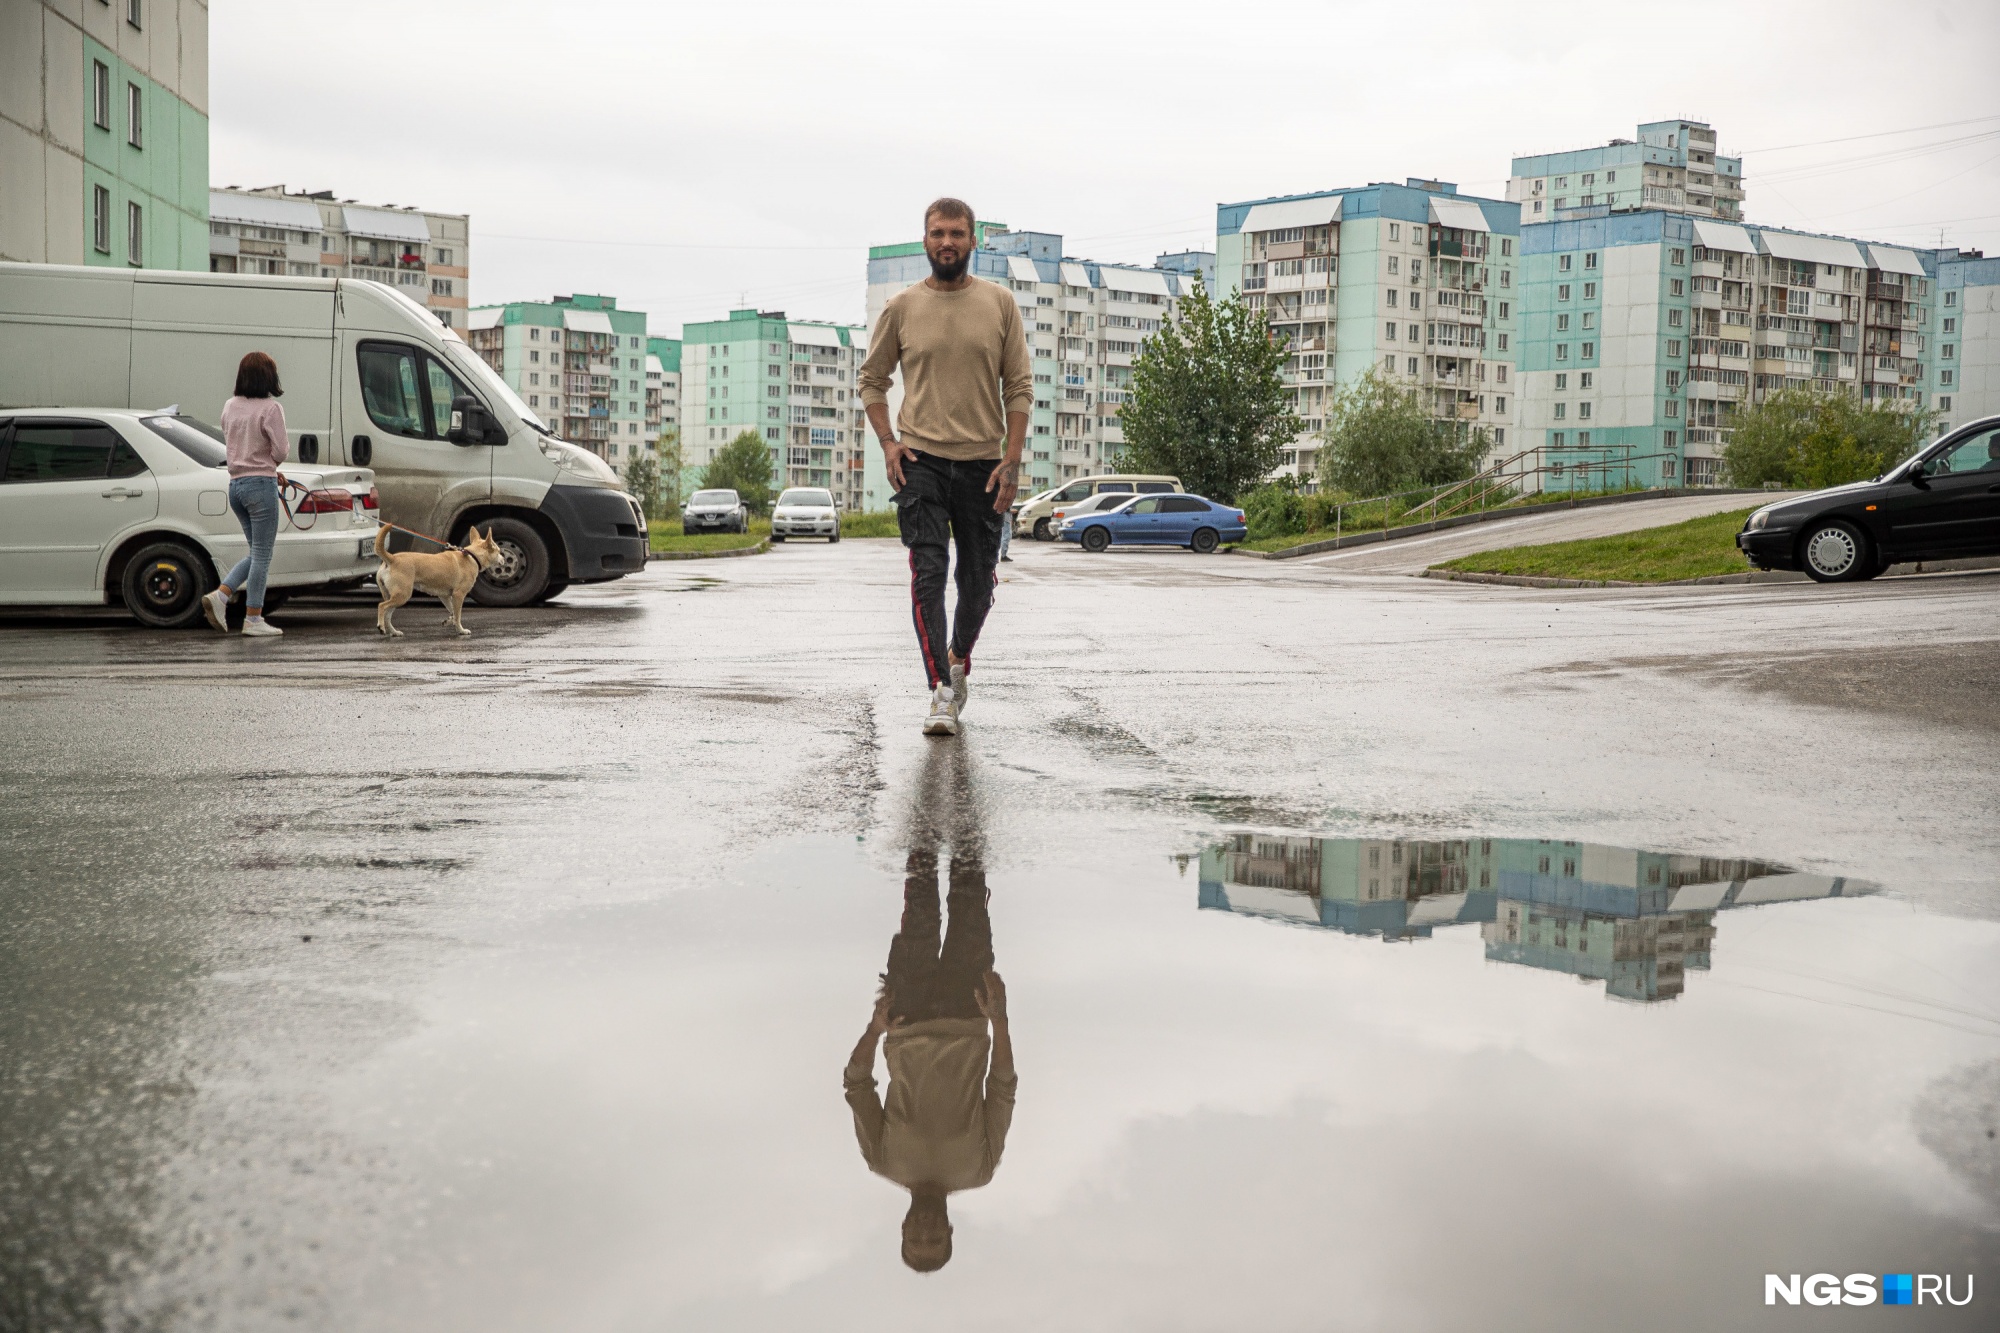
[859, 198, 1032, 736]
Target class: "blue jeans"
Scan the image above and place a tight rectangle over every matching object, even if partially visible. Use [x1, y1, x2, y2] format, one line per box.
[223, 476, 280, 608]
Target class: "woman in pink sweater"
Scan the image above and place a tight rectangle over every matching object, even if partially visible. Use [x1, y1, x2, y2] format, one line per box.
[201, 352, 290, 637]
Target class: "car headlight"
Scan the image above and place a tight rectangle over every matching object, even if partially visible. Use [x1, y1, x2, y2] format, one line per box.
[1747, 509, 1770, 531]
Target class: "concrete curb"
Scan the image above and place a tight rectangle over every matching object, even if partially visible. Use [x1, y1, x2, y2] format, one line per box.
[647, 539, 769, 562]
[1421, 557, 2000, 590]
[1229, 487, 1773, 560]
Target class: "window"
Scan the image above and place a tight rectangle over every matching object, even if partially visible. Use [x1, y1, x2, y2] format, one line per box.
[125, 83, 142, 147]
[1669, 278, 1684, 297]
[1577, 432, 1590, 447]
[1579, 402, 1592, 420]
[1579, 372, 1593, 389]
[1666, 339, 1682, 357]
[1555, 374, 1567, 390]
[1387, 256, 1399, 275]
[1496, 333, 1508, 351]
[1581, 313, 1594, 330]
[1944, 290, 1957, 306]
[1500, 270, 1510, 288]
[1556, 344, 1569, 360]
[1584, 253, 1598, 269]
[1559, 255, 1572, 272]
[1495, 396, 1507, 412]
[1554, 403, 1567, 419]
[1407, 324, 1419, 341]
[1496, 365, 1507, 383]
[126, 201, 142, 264]
[1667, 309, 1683, 328]
[1942, 344, 1956, 359]
[1606, 170, 1616, 183]
[1941, 370, 1954, 386]
[1556, 177, 1569, 188]
[1666, 370, 1680, 389]
[1939, 396, 1952, 411]
[1551, 433, 1565, 448]
[435, 247, 452, 265]
[127, 0, 141, 27]
[1670, 248, 1685, 266]
[1582, 282, 1595, 300]
[530, 327, 540, 341]
[1386, 289, 1399, 308]
[1500, 238, 1513, 257]
[1388, 223, 1400, 241]
[1533, 201, 1543, 214]
[1582, 173, 1595, 186]
[1, 421, 125, 482]
[1557, 314, 1570, 332]
[1943, 317, 1956, 334]
[1407, 357, 1419, 375]
[1663, 431, 1678, 448]
[1384, 322, 1397, 340]
[1581, 342, 1594, 358]
[431, 278, 452, 296]
[1497, 302, 1510, 319]
[91, 185, 110, 253]
[1558, 285, 1570, 302]
[1665, 399, 1680, 417]
[92, 61, 110, 129]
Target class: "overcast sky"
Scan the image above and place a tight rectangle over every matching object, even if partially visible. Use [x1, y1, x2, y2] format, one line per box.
[211, 0, 2000, 339]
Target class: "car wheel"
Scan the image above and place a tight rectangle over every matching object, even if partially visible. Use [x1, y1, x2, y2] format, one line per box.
[1190, 527, 1220, 554]
[1799, 519, 1872, 583]
[121, 539, 211, 628]
[771, 534, 785, 542]
[830, 532, 841, 543]
[1033, 518, 1053, 542]
[1081, 526, 1111, 553]
[469, 516, 552, 607]
[530, 579, 570, 605]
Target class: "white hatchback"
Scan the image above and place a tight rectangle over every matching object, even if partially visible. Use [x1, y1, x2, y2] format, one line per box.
[0, 408, 381, 628]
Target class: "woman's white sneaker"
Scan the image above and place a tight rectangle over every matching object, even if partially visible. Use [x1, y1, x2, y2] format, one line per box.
[201, 588, 231, 632]
[240, 616, 283, 637]
[950, 663, 969, 716]
[922, 682, 958, 736]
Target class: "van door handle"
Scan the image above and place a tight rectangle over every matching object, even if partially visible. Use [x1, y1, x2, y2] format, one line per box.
[351, 434, 373, 467]
[100, 486, 145, 499]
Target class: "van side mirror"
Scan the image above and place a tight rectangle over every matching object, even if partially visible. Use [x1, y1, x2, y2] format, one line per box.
[448, 396, 506, 447]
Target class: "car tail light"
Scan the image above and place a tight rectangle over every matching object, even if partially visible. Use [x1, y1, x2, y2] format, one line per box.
[294, 488, 355, 513]
[358, 487, 379, 510]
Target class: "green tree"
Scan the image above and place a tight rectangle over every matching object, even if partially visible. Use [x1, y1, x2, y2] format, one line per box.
[1317, 367, 1486, 498]
[622, 448, 662, 519]
[699, 430, 775, 513]
[1114, 277, 1299, 502]
[1723, 387, 1935, 490]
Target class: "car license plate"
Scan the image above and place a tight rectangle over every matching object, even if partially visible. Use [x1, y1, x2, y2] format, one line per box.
[359, 537, 375, 559]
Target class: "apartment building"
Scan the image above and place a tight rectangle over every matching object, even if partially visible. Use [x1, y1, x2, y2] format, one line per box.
[1515, 211, 1941, 488]
[864, 223, 1208, 502]
[1, 0, 209, 269]
[681, 308, 870, 510]
[209, 185, 469, 329]
[1931, 251, 1999, 432]
[1214, 179, 1521, 481]
[646, 336, 682, 441]
[464, 294, 652, 464]
[1508, 119, 1745, 224]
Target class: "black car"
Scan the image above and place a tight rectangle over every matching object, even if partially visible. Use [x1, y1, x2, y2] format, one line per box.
[1737, 416, 2000, 582]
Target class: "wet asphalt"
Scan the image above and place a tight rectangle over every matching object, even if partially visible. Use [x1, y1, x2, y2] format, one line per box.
[2, 536, 1998, 1331]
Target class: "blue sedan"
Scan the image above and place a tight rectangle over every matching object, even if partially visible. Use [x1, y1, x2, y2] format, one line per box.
[1060, 493, 1248, 554]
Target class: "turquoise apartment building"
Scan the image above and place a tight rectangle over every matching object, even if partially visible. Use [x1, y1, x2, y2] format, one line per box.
[1507, 118, 1745, 225]
[464, 294, 652, 465]
[1929, 251, 2000, 431]
[2, 0, 209, 269]
[1516, 211, 1947, 489]
[1214, 179, 1521, 483]
[680, 308, 870, 510]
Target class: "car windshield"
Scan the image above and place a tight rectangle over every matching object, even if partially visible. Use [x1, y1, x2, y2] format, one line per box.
[141, 414, 228, 467]
[690, 490, 738, 506]
[779, 490, 833, 507]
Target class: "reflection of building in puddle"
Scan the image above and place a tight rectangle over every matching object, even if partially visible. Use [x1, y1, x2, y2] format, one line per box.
[1198, 834, 1873, 1003]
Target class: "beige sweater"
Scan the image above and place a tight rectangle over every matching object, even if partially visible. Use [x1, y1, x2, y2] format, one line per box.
[844, 1018, 1017, 1193]
[858, 278, 1033, 461]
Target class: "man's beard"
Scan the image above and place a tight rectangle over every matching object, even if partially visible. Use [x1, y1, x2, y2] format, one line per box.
[928, 249, 969, 281]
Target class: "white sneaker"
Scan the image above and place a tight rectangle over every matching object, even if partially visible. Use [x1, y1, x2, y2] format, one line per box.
[201, 587, 231, 633]
[949, 662, 969, 717]
[240, 616, 283, 638]
[922, 682, 958, 736]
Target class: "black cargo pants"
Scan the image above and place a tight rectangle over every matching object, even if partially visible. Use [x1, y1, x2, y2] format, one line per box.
[894, 452, 1004, 690]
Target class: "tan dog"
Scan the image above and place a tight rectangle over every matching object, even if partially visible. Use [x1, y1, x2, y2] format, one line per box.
[373, 525, 502, 637]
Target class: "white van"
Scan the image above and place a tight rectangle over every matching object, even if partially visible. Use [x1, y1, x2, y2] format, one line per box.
[0, 263, 647, 605]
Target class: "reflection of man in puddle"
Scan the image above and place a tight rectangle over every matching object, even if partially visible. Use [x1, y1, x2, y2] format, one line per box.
[843, 748, 1015, 1272]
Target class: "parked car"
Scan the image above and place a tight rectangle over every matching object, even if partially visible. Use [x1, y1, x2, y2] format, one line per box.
[1061, 493, 1247, 554]
[770, 487, 839, 542]
[682, 488, 748, 534]
[0, 408, 380, 627]
[1737, 416, 2000, 582]
[1016, 473, 1181, 541]
[1048, 491, 1139, 531]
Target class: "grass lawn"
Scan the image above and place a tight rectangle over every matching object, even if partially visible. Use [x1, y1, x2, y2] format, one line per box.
[1432, 506, 1761, 583]
[648, 518, 768, 554]
[840, 510, 899, 538]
